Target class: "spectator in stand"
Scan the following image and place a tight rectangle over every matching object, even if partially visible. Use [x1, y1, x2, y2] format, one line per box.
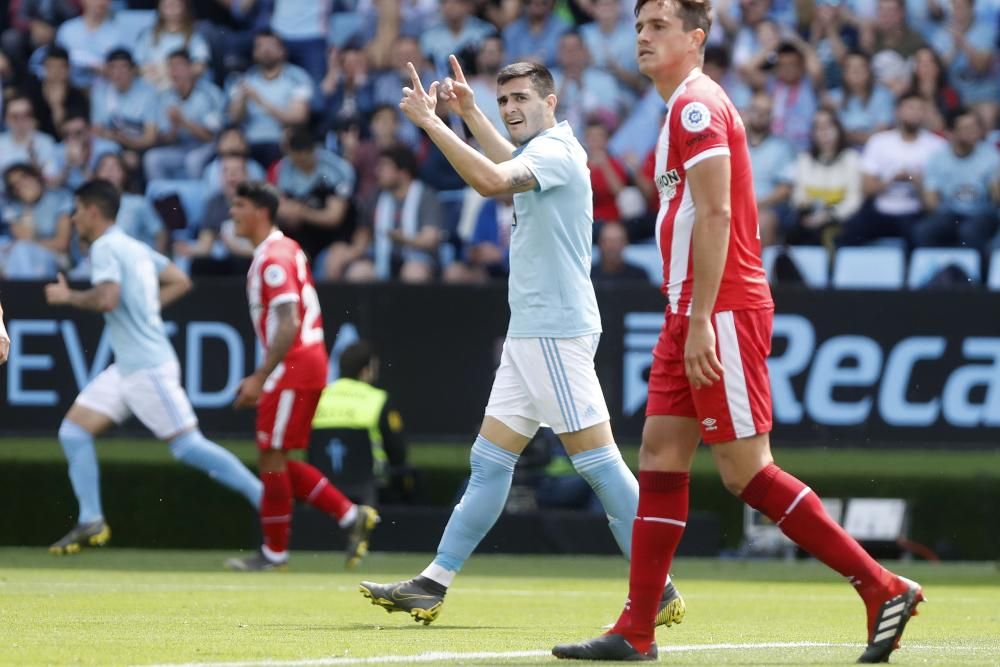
[342, 146, 442, 283]
[788, 108, 862, 246]
[585, 118, 628, 230]
[720, 0, 774, 69]
[908, 46, 961, 135]
[580, 0, 646, 95]
[90, 49, 159, 168]
[806, 0, 859, 90]
[503, 0, 570, 67]
[316, 45, 376, 136]
[336, 106, 403, 226]
[175, 154, 254, 275]
[275, 125, 357, 264]
[838, 92, 948, 247]
[226, 30, 313, 169]
[826, 50, 896, 147]
[269, 0, 332, 84]
[767, 42, 820, 151]
[860, 0, 926, 58]
[143, 49, 225, 181]
[371, 35, 433, 148]
[25, 46, 90, 140]
[442, 193, 513, 283]
[590, 222, 648, 284]
[552, 31, 624, 142]
[928, 0, 999, 131]
[746, 91, 797, 246]
[0, 94, 59, 177]
[471, 0, 523, 28]
[1, 0, 78, 72]
[93, 152, 167, 253]
[133, 0, 211, 91]
[1, 163, 72, 262]
[702, 45, 751, 112]
[463, 35, 505, 134]
[48, 111, 119, 189]
[420, 0, 496, 76]
[54, 0, 123, 87]
[200, 125, 267, 193]
[914, 109, 1000, 249]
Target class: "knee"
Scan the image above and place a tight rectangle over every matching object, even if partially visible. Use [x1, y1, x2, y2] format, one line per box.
[257, 448, 285, 474]
[718, 470, 748, 497]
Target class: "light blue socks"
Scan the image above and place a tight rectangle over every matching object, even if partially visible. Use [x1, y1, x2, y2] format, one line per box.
[570, 444, 639, 559]
[427, 435, 519, 583]
[58, 420, 103, 524]
[168, 430, 262, 509]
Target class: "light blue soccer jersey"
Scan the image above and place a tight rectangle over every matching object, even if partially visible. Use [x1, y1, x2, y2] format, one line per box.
[89, 226, 176, 375]
[506, 121, 602, 339]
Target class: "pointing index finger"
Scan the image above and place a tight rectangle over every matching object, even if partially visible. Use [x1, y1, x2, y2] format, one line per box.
[449, 54, 467, 84]
[406, 62, 425, 93]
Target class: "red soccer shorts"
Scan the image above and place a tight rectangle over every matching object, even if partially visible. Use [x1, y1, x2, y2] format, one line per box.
[646, 308, 773, 444]
[256, 388, 323, 451]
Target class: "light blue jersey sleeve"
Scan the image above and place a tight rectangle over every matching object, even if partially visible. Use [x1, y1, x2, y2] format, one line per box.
[514, 132, 576, 192]
[90, 236, 123, 285]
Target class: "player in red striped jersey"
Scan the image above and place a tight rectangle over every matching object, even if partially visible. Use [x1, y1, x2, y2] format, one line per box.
[552, 0, 922, 662]
[223, 181, 378, 571]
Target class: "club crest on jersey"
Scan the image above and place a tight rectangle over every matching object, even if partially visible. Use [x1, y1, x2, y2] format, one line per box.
[681, 102, 711, 132]
[656, 168, 680, 200]
[263, 264, 287, 287]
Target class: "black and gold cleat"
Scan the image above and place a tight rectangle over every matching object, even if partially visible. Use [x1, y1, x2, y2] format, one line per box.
[552, 633, 657, 661]
[345, 505, 380, 569]
[49, 520, 111, 555]
[857, 576, 924, 663]
[655, 579, 686, 628]
[359, 576, 445, 625]
[223, 552, 288, 572]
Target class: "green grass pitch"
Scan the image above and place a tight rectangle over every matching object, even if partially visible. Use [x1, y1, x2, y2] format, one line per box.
[1, 549, 998, 666]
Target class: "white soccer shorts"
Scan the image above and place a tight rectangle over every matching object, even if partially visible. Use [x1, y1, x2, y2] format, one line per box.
[484, 335, 611, 436]
[75, 360, 197, 439]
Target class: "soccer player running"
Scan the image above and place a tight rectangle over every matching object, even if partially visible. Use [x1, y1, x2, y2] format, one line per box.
[223, 182, 379, 571]
[552, 1, 923, 662]
[43, 180, 262, 554]
[358, 57, 684, 628]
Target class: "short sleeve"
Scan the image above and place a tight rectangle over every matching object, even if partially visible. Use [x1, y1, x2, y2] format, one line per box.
[672, 96, 731, 171]
[859, 136, 883, 176]
[512, 134, 575, 192]
[288, 67, 314, 101]
[261, 255, 300, 308]
[922, 147, 946, 194]
[90, 240, 122, 285]
[150, 248, 171, 274]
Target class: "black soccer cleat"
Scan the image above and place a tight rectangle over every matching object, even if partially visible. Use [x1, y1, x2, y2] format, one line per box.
[655, 579, 686, 628]
[345, 505, 380, 569]
[223, 552, 288, 572]
[359, 576, 445, 625]
[857, 576, 924, 663]
[552, 633, 658, 661]
[49, 520, 111, 555]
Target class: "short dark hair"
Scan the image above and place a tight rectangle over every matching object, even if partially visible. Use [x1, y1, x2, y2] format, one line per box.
[896, 90, 925, 106]
[63, 109, 90, 126]
[167, 48, 192, 62]
[379, 146, 419, 178]
[3, 162, 43, 191]
[339, 341, 376, 380]
[105, 48, 134, 65]
[76, 179, 121, 221]
[635, 0, 713, 45]
[947, 107, 980, 131]
[254, 28, 281, 43]
[46, 45, 70, 62]
[287, 125, 316, 152]
[496, 61, 555, 98]
[776, 42, 803, 59]
[235, 181, 280, 221]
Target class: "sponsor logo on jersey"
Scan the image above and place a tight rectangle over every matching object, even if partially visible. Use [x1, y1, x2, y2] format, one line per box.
[681, 102, 711, 132]
[656, 168, 680, 200]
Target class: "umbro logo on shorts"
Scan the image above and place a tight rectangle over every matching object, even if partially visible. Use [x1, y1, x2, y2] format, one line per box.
[701, 418, 717, 431]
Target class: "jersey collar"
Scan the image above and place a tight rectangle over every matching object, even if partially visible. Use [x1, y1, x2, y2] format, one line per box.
[254, 229, 285, 257]
[665, 67, 704, 111]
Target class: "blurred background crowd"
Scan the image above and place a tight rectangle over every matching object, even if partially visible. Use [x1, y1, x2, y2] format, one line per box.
[0, 0, 998, 287]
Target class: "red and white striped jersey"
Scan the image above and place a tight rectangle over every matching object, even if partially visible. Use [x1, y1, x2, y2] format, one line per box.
[653, 69, 773, 315]
[246, 230, 328, 390]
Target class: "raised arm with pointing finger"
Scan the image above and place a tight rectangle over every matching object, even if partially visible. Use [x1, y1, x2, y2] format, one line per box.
[438, 54, 517, 163]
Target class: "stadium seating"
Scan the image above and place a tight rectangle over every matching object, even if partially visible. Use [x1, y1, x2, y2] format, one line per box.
[988, 249, 1000, 291]
[907, 247, 981, 288]
[622, 243, 663, 286]
[762, 245, 829, 288]
[831, 246, 906, 290]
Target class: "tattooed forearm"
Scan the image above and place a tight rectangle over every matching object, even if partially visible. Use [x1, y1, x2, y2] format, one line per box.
[506, 164, 538, 193]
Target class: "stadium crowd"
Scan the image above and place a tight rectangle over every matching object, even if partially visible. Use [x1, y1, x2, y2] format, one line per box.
[0, 0, 998, 284]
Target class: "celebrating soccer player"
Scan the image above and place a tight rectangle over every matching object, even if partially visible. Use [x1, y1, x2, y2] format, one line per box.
[358, 56, 684, 629]
[551, 1, 923, 662]
[44, 179, 263, 555]
[224, 181, 379, 571]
